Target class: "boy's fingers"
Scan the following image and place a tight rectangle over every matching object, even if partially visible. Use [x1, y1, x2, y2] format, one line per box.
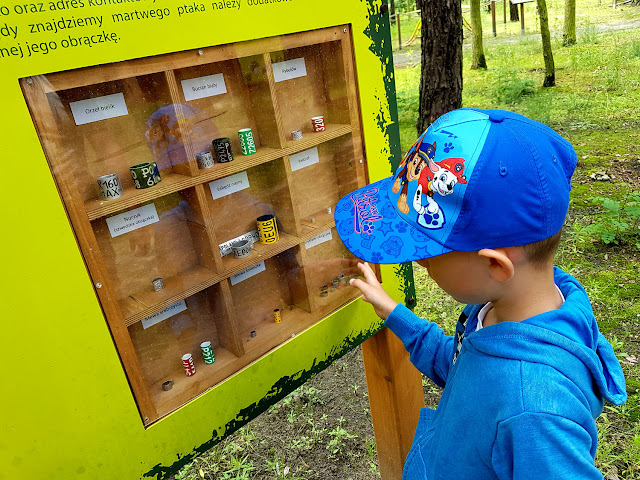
[350, 280, 370, 305]
[358, 262, 380, 285]
[350, 277, 376, 297]
[349, 277, 367, 292]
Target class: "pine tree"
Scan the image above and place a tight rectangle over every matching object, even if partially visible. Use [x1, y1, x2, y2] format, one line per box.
[537, 0, 555, 87]
[563, 0, 576, 46]
[417, 0, 463, 132]
[470, 0, 487, 69]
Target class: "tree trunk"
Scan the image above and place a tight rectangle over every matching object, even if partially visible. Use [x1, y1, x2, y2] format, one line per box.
[470, 0, 487, 69]
[537, 0, 555, 87]
[510, 2, 519, 21]
[417, 0, 463, 133]
[416, 0, 422, 11]
[563, 0, 576, 46]
[390, 0, 396, 23]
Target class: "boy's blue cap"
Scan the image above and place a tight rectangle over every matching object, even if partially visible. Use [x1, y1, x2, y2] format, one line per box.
[334, 108, 577, 264]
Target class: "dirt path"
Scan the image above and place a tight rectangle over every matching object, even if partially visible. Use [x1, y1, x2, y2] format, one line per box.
[393, 17, 640, 68]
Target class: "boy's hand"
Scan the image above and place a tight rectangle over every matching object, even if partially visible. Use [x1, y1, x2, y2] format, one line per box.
[350, 262, 398, 320]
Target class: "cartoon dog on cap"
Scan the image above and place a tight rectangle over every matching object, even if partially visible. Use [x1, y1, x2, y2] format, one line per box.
[392, 135, 436, 215]
[413, 157, 467, 229]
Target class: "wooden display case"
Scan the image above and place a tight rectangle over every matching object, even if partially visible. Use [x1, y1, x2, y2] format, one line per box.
[21, 25, 369, 425]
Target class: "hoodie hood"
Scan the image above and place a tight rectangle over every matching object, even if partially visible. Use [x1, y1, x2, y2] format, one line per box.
[466, 267, 627, 409]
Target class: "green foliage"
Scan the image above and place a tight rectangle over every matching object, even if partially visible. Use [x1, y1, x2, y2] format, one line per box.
[491, 68, 536, 104]
[171, 14, 640, 480]
[264, 454, 307, 480]
[583, 191, 640, 247]
[398, 20, 640, 478]
[326, 417, 358, 455]
[365, 437, 377, 458]
[174, 442, 255, 480]
[580, 21, 600, 45]
[596, 404, 640, 479]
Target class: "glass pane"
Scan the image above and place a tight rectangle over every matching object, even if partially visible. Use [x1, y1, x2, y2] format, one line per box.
[21, 25, 369, 424]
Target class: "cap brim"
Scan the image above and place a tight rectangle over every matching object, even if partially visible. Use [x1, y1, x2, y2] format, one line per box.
[333, 177, 452, 264]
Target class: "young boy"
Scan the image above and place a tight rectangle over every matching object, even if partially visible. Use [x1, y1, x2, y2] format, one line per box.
[334, 108, 627, 479]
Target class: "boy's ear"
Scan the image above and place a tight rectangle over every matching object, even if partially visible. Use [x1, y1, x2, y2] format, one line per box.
[477, 248, 515, 283]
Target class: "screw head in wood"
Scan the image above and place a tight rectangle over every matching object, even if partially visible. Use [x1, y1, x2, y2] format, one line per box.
[95, 283, 102, 289]
[162, 379, 174, 391]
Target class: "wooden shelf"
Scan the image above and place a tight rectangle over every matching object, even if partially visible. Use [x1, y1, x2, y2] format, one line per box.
[151, 346, 240, 416]
[314, 283, 361, 311]
[86, 172, 194, 221]
[240, 305, 310, 355]
[121, 266, 221, 327]
[152, 284, 362, 419]
[282, 124, 352, 153]
[122, 225, 336, 327]
[194, 146, 283, 183]
[301, 208, 336, 236]
[41, 25, 350, 93]
[220, 232, 300, 277]
[85, 125, 352, 221]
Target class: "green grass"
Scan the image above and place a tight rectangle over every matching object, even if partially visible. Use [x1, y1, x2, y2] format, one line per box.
[392, 0, 640, 53]
[405, 19, 640, 479]
[389, 11, 421, 51]
[172, 10, 640, 480]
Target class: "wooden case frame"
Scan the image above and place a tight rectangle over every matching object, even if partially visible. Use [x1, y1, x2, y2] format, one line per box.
[22, 26, 372, 425]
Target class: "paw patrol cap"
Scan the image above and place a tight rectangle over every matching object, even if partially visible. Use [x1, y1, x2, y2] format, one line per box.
[333, 108, 577, 264]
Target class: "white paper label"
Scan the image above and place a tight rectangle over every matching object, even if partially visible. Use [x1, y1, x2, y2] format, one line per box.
[230, 261, 266, 286]
[219, 230, 260, 257]
[106, 203, 159, 238]
[181, 73, 227, 101]
[305, 229, 333, 249]
[272, 57, 307, 83]
[209, 171, 250, 200]
[70, 93, 128, 126]
[141, 300, 187, 330]
[289, 147, 320, 172]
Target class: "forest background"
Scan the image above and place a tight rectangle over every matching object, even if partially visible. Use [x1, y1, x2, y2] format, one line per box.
[171, 1, 640, 478]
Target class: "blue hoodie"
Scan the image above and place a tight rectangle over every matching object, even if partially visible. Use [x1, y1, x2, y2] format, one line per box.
[385, 267, 627, 480]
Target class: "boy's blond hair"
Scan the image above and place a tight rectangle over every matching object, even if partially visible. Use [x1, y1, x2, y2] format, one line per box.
[522, 229, 562, 268]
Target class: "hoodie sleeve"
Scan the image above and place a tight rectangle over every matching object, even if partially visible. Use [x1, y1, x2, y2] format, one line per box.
[384, 303, 454, 387]
[492, 412, 602, 480]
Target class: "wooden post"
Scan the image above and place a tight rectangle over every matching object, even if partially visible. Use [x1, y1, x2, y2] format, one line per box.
[520, 3, 525, 34]
[397, 12, 402, 50]
[503, 0, 507, 24]
[362, 327, 425, 479]
[491, 1, 497, 36]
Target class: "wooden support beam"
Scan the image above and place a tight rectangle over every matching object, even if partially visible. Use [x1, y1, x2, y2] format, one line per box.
[362, 327, 425, 479]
